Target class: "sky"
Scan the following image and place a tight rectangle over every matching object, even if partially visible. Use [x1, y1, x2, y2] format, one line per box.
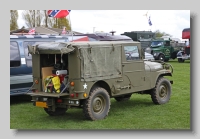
[17, 10, 190, 40]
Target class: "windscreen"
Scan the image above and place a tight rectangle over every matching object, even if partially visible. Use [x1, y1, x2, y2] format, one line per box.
[151, 41, 163, 47]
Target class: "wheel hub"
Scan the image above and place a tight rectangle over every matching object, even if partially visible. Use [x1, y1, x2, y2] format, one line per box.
[159, 85, 167, 98]
[93, 96, 104, 113]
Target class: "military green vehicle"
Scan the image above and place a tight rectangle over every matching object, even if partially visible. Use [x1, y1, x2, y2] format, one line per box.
[147, 38, 185, 62]
[121, 31, 155, 50]
[26, 41, 173, 121]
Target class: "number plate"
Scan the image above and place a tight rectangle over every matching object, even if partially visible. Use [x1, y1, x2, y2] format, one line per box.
[36, 101, 48, 108]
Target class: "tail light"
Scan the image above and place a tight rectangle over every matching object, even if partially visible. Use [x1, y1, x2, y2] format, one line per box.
[35, 80, 39, 84]
[70, 82, 75, 86]
[32, 89, 38, 92]
[70, 93, 74, 98]
[56, 99, 63, 103]
[83, 93, 87, 98]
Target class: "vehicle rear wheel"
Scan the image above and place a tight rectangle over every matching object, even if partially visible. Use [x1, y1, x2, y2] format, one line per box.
[44, 108, 68, 116]
[178, 58, 185, 63]
[83, 87, 110, 120]
[151, 77, 172, 105]
[114, 94, 132, 102]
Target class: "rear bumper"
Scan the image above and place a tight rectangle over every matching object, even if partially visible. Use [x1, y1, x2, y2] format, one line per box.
[27, 92, 69, 98]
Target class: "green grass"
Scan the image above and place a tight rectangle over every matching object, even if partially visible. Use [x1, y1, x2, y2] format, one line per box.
[10, 60, 190, 130]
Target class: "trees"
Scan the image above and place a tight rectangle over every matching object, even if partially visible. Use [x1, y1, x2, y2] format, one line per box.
[21, 10, 71, 30]
[10, 10, 18, 31]
[155, 30, 172, 38]
[57, 18, 71, 30]
[22, 10, 43, 28]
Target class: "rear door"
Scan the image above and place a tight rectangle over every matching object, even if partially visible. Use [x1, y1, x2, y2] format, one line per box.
[10, 36, 68, 96]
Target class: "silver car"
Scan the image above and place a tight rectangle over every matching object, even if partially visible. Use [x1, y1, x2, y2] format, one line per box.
[144, 52, 155, 61]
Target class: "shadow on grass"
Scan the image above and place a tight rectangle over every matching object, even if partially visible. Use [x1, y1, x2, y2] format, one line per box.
[34, 96, 155, 122]
[39, 108, 86, 122]
[10, 94, 161, 123]
[168, 59, 190, 64]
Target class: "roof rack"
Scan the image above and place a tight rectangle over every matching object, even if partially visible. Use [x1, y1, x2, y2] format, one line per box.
[11, 33, 59, 36]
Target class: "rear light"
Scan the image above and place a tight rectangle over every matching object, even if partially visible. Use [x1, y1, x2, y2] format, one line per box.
[83, 93, 87, 98]
[70, 82, 75, 86]
[35, 80, 39, 84]
[76, 93, 78, 97]
[70, 93, 74, 98]
[57, 99, 62, 103]
[32, 89, 38, 92]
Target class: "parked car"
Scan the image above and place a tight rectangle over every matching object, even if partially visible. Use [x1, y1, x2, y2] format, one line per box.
[144, 52, 155, 61]
[27, 41, 173, 120]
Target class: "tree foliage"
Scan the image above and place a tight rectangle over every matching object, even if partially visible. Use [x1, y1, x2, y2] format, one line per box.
[155, 30, 172, 38]
[57, 18, 71, 30]
[21, 10, 71, 30]
[10, 10, 18, 31]
[22, 10, 43, 28]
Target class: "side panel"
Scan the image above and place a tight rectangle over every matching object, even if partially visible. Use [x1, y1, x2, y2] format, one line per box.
[80, 45, 122, 82]
[32, 54, 42, 92]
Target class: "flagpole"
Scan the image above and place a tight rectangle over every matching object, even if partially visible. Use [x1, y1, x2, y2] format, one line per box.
[68, 12, 73, 42]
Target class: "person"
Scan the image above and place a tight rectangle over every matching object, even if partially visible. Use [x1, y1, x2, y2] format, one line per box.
[185, 41, 189, 46]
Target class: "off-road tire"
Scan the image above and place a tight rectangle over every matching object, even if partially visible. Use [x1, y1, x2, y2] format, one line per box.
[44, 108, 67, 116]
[158, 54, 165, 62]
[151, 77, 171, 105]
[114, 94, 132, 102]
[178, 58, 185, 63]
[83, 87, 110, 120]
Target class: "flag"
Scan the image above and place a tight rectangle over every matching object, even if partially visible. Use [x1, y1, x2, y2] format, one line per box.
[148, 16, 152, 26]
[28, 28, 35, 34]
[48, 10, 71, 18]
[143, 11, 148, 17]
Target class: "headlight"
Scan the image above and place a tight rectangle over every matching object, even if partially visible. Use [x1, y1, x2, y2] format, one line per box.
[154, 53, 157, 56]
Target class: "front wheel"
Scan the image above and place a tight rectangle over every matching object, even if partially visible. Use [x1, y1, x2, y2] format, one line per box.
[158, 54, 165, 62]
[151, 77, 172, 105]
[83, 87, 110, 120]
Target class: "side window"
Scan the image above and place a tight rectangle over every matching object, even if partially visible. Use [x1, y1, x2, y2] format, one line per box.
[165, 41, 170, 46]
[124, 46, 139, 61]
[10, 41, 21, 67]
[23, 41, 53, 67]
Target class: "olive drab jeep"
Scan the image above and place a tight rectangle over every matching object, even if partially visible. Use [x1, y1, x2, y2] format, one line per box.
[26, 41, 173, 121]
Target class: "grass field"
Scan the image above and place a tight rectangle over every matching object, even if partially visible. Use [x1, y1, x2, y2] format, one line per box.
[10, 60, 190, 130]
